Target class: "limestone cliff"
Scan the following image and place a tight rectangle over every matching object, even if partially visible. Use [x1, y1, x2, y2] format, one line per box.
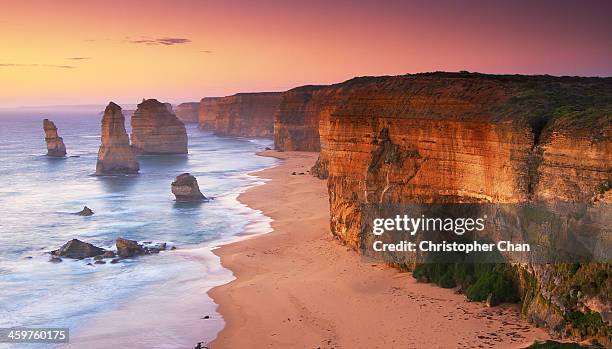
[175, 102, 200, 123]
[131, 99, 188, 154]
[199, 97, 222, 130]
[199, 93, 282, 137]
[274, 85, 329, 151]
[96, 102, 139, 175]
[43, 119, 67, 157]
[316, 73, 612, 343]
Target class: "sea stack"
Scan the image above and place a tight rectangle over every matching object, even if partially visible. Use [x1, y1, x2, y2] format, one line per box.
[131, 99, 188, 154]
[171, 173, 207, 201]
[43, 119, 67, 157]
[95, 102, 140, 175]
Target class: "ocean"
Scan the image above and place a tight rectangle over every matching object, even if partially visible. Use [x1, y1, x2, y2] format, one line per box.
[0, 109, 277, 348]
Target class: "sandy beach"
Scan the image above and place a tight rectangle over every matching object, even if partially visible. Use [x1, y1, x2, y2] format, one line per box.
[208, 151, 550, 349]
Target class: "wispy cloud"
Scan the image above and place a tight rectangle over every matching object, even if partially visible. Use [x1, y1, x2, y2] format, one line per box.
[127, 37, 192, 46]
[66, 57, 91, 60]
[200, 50, 213, 54]
[0, 63, 74, 69]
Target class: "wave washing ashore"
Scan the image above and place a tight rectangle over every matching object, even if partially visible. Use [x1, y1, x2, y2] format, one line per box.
[0, 110, 277, 348]
[209, 151, 551, 349]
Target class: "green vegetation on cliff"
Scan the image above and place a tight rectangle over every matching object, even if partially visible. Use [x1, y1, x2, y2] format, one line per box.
[412, 263, 520, 302]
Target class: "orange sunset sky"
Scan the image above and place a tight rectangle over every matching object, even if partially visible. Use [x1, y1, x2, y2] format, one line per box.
[1, 0, 611, 107]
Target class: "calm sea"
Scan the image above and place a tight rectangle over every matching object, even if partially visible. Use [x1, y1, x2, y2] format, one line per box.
[0, 108, 277, 348]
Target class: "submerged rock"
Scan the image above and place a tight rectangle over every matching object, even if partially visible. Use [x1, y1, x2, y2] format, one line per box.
[171, 173, 207, 202]
[43, 119, 67, 157]
[74, 206, 94, 216]
[51, 239, 105, 259]
[95, 102, 140, 175]
[49, 256, 63, 263]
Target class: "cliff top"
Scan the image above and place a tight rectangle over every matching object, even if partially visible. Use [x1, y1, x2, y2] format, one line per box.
[317, 72, 612, 130]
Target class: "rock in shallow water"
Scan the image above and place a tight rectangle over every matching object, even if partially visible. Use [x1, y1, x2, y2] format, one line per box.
[116, 237, 144, 258]
[43, 119, 67, 157]
[171, 173, 208, 202]
[51, 239, 105, 259]
[74, 206, 94, 216]
[116, 238, 168, 257]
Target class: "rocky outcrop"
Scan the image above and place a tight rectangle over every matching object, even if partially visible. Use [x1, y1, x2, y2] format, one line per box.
[199, 93, 282, 137]
[116, 238, 168, 257]
[171, 173, 207, 201]
[116, 238, 144, 258]
[74, 206, 94, 216]
[175, 102, 200, 123]
[52, 239, 105, 259]
[315, 73, 612, 343]
[96, 102, 140, 175]
[43, 119, 67, 157]
[131, 99, 188, 154]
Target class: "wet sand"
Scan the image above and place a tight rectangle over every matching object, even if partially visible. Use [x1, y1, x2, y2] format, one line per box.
[208, 150, 549, 349]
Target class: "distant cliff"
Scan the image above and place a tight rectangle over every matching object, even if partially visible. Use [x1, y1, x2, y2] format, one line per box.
[131, 99, 188, 154]
[274, 85, 329, 151]
[198, 93, 282, 137]
[311, 73, 612, 343]
[199, 97, 222, 130]
[175, 102, 200, 123]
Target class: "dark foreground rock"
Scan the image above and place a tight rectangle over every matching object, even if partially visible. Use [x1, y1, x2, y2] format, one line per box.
[116, 238, 144, 257]
[116, 238, 169, 258]
[51, 239, 105, 259]
[171, 173, 208, 202]
[74, 206, 94, 216]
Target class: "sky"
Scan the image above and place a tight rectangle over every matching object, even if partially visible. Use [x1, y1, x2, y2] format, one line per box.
[1, 0, 611, 107]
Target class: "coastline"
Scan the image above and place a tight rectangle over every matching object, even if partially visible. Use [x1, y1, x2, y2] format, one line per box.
[208, 150, 550, 348]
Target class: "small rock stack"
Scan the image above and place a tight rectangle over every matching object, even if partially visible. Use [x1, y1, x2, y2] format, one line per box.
[43, 119, 67, 157]
[171, 173, 207, 202]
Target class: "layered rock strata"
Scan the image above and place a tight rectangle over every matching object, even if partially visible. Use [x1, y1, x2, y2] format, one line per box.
[199, 97, 222, 130]
[175, 102, 200, 123]
[95, 102, 140, 175]
[274, 85, 331, 151]
[198, 93, 282, 137]
[43, 119, 67, 157]
[131, 99, 188, 154]
[314, 73, 612, 343]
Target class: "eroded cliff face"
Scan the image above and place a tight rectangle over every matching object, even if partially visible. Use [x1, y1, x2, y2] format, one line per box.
[175, 102, 200, 123]
[199, 93, 281, 137]
[43, 119, 67, 157]
[199, 97, 222, 130]
[274, 85, 329, 151]
[316, 73, 612, 343]
[131, 99, 188, 154]
[96, 102, 139, 175]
